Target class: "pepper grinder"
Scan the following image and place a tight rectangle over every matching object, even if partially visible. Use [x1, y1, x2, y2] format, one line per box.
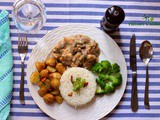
[100, 5, 125, 33]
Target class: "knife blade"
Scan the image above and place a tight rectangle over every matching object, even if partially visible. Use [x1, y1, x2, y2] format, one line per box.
[130, 34, 138, 112]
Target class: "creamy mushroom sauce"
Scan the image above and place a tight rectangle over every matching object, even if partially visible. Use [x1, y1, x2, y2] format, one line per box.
[52, 34, 100, 69]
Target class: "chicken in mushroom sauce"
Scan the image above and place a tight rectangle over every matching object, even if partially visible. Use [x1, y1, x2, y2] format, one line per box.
[52, 34, 100, 69]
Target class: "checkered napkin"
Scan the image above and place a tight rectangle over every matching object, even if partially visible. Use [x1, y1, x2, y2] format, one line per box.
[0, 10, 13, 120]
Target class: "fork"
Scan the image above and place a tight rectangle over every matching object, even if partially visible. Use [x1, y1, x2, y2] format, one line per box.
[18, 33, 28, 105]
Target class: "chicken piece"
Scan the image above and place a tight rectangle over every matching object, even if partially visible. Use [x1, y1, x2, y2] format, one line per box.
[85, 45, 92, 54]
[71, 62, 79, 67]
[62, 53, 73, 61]
[79, 54, 85, 61]
[57, 38, 67, 49]
[83, 61, 94, 70]
[87, 54, 97, 62]
[72, 52, 81, 62]
[75, 52, 82, 58]
[91, 46, 100, 56]
[81, 35, 90, 43]
[64, 37, 75, 44]
[52, 53, 61, 59]
[62, 61, 72, 66]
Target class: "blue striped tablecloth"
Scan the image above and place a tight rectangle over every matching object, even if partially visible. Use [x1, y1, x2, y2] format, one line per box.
[1, 0, 160, 120]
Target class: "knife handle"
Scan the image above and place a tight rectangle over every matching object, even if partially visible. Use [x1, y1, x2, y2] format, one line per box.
[131, 72, 138, 112]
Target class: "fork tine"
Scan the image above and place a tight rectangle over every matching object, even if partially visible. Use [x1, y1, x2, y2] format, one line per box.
[23, 33, 28, 46]
[25, 34, 28, 46]
[18, 34, 21, 46]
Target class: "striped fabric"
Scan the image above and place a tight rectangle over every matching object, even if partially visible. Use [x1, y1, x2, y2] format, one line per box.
[1, 0, 160, 119]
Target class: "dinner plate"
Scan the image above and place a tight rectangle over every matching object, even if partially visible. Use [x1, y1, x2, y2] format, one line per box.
[27, 24, 127, 120]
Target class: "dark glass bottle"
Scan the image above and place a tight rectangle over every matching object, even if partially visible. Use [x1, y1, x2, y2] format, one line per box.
[100, 6, 125, 33]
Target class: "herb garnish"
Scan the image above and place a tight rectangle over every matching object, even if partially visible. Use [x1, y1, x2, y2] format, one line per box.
[73, 77, 86, 92]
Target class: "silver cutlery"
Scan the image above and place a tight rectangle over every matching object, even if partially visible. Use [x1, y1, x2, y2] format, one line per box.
[139, 40, 153, 109]
[130, 34, 138, 112]
[18, 33, 28, 105]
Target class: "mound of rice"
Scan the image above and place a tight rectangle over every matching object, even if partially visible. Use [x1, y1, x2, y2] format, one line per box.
[59, 67, 96, 107]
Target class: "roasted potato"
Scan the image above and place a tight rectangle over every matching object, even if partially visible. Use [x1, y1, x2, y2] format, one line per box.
[55, 96, 63, 104]
[35, 62, 46, 72]
[49, 72, 61, 80]
[46, 58, 56, 67]
[38, 81, 45, 88]
[38, 87, 47, 97]
[55, 63, 66, 74]
[47, 66, 56, 73]
[40, 69, 49, 78]
[43, 79, 51, 89]
[51, 89, 60, 95]
[51, 79, 60, 90]
[30, 71, 40, 85]
[43, 93, 54, 104]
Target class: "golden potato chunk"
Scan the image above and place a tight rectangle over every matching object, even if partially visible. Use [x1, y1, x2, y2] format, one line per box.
[38, 87, 48, 97]
[51, 79, 60, 90]
[46, 58, 56, 67]
[43, 79, 51, 89]
[40, 69, 49, 78]
[47, 66, 56, 73]
[30, 71, 40, 85]
[38, 81, 45, 88]
[35, 62, 46, 72]
[55, 63, 66, 74]
[49, 72, 61, 80]
[43, 93, 54, 104]
[55, 96, 63, 104]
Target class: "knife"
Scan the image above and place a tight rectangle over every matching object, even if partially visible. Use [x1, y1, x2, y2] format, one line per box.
[130, 34, 138, 112]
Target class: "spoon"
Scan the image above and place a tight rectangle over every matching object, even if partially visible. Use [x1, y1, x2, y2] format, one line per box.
[139, 40, 153, 109]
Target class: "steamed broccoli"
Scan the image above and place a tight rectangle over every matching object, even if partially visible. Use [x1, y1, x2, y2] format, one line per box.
[96, 78, 106, 89]
[92, 60, 112, 74]
[92, 60, 122, 95]
[98, 74, 109, 82]
[101, 60, 112, 74]
[105, 84, 115, 93]
[95, 74, 121, 94]
[92, 63, 103, 74]
[108, 73, 122, 87]
[111, 63, 120, 74]
[96, 85, 105, 95]
[95, 84, 115, 95]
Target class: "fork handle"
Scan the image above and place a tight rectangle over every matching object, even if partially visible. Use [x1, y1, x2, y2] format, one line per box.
[19, 61, 25, 105]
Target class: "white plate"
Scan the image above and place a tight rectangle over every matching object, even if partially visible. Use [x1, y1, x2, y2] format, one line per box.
[27, 24, 127, 120]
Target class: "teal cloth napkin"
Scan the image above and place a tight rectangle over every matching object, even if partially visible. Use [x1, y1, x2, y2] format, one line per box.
[0, 10, 13, 120]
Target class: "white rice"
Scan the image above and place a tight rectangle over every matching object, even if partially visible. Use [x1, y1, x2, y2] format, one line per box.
[59, 67, 96, 107]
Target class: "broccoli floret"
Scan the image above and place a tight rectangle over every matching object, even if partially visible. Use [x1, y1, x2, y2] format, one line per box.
[98, 74, 109, 83]
[96, 78, 106, 89]
[111, 63, 120, 74]
[101, 60, 112, 74]
[92, 63, 103, 74]
[95, 85, 105, 95]
[105, 84, 115, 93]
[108, 73, 122, 87]
[96, 84, 115, 94]
[98, 74, 107, 80]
